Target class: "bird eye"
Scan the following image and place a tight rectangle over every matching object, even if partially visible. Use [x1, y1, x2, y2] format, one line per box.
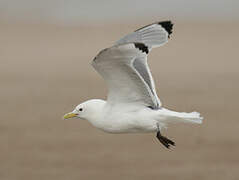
[79, 108, 83, 111]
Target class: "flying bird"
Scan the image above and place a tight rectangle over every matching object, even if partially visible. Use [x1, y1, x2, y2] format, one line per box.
[63, 21, 203, 148]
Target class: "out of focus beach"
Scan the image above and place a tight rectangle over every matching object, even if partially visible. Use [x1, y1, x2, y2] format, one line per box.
[1, 21, 239, 179]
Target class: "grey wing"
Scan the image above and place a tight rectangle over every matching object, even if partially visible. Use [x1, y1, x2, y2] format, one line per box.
[133, 56, 161, 107]
[91, 21, 173, 108]
[92, 44, 161, 109]
[115, 21, 173, 49]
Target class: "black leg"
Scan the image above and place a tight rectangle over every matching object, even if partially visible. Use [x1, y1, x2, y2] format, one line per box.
[156, 131, 175, 149]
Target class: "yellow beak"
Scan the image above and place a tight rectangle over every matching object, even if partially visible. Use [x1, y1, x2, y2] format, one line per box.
[63, 112, 78, 120]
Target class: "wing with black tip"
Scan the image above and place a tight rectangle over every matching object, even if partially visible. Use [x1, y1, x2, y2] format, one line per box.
[92, 21, 173, 109]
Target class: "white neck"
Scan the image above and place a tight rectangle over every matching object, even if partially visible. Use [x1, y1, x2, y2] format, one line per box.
[83, 99, 106, 127]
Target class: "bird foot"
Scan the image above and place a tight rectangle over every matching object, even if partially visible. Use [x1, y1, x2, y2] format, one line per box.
[156, 131, 175, 149]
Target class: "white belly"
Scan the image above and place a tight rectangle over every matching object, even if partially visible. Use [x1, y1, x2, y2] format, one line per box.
[89, 107, 164, 134]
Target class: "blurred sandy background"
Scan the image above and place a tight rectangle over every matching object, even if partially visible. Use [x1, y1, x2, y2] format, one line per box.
[1, 1, 239, 180]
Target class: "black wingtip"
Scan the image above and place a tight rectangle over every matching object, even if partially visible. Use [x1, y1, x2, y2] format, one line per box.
[134, 43, 149, 54]
[158, 21, 173, 38]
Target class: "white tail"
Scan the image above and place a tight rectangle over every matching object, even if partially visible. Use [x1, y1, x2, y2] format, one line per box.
[160, 109, 203, 124]
[177, 111, 203, 124]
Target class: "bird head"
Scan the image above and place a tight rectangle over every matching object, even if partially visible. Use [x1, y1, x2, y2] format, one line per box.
[63, 99, 105, 121]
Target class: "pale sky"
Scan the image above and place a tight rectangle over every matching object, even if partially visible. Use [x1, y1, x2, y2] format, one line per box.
[0, 0, 238, 24]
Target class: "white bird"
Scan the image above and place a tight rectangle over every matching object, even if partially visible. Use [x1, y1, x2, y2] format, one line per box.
[63, 21, 203, 148]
